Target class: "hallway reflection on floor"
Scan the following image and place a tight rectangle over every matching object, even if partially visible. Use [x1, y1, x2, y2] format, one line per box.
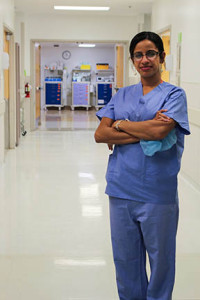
[37, 107, 99, 131]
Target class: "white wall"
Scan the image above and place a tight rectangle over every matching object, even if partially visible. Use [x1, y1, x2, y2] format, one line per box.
[0, 0, 15, 28]
[15, 13, 139, 77]
[0, 0, 15, 165]
[152, 0, 200, 297]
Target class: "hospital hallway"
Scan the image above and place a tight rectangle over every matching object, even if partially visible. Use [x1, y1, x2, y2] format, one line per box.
[0, 108, 199, 300]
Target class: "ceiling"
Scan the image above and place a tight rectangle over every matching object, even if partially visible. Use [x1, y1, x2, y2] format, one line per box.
[14, 0, 154, 16]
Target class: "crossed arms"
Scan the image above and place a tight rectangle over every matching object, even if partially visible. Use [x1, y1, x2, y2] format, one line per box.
[94, 110, 176, 146]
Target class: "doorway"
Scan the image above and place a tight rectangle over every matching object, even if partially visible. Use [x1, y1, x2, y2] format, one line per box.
[160, 29, 171, 82]
[31, 40, 128, 131]
[116, 44, 125, 89]
[3, 28, 16, 150]
[4, 29, 10, 149]
[16, 43, 21, 146]
[35, 43, 41, 126]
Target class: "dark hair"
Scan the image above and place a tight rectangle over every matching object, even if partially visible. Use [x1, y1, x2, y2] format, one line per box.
[129, 31, 164, 59]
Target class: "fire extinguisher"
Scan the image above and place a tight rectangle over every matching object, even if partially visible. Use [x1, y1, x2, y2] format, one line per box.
[25, 82, 30, 98]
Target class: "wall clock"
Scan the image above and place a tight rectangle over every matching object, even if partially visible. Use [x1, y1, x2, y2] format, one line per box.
[62, 50, 71, 60]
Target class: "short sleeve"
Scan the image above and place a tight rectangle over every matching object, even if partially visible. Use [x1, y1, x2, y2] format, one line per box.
[162, 88, 190, 135]
[96, 95, 116, 121]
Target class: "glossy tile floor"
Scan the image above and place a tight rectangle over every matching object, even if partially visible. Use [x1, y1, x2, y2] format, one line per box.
[0, 108, 199, 300]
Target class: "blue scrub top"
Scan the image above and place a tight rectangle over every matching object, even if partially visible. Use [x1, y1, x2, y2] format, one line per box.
[96, 81, 190, 204]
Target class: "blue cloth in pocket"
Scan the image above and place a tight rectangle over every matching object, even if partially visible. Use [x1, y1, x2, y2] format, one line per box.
[140, 129, 177, 156]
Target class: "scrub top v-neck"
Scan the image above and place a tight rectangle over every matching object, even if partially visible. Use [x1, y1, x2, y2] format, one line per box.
[96, 81, 190, 204]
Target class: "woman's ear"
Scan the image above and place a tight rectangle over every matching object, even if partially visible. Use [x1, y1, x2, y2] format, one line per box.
[160, 51, 166, 64]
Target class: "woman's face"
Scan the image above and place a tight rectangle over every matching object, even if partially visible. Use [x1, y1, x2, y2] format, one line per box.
[132, 39, 165, 80]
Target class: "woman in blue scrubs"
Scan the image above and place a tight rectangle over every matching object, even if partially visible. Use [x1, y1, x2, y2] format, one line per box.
[94, 32, 190, 300]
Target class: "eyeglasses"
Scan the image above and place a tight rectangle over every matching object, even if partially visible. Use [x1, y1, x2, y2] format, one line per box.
[132, 50, 160, 61]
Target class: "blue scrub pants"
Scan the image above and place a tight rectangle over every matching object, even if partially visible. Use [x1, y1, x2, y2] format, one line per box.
[109, 197, 179, 300]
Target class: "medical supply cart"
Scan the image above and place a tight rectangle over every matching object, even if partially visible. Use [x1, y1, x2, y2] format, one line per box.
[71, 69, 91, 110]
[95, 68, 115, 109]
[96, 82, 114, 107]
[44, 78, 63, 110]
[44, 66, 64, 110]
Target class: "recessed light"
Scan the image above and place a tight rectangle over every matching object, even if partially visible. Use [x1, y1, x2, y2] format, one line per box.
[54, 6, 110, 11]
[78, 43, 96, 48]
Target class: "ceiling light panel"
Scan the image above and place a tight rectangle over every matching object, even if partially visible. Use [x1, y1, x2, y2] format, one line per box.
[54, 6, 110, 11]
[78, 44, 96, 48]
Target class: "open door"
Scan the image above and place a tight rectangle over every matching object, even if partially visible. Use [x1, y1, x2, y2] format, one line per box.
[35, 44, 41, 126]
[116, 45, 124, 89]
[160, 30, 171, 82]
[15, 43, 20, 146]
[4, 30, 10, 149]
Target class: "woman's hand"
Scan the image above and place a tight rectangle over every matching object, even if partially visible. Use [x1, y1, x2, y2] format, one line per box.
[154, 109, 170, 122]
[112, 120, 117, 129]
[107, 144, 113, 151]
[112, 120, 124, 130]
[112, 111, 170, 128]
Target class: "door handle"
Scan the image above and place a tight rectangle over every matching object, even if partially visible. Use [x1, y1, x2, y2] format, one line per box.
[36, 86, 42, 91]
